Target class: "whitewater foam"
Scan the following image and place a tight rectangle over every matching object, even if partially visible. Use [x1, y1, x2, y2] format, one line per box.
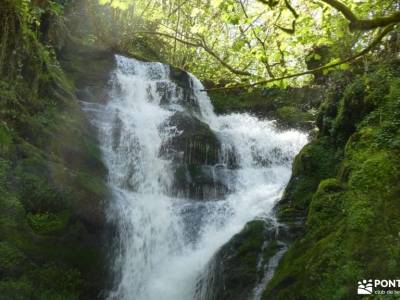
[82, 55, 308, 300]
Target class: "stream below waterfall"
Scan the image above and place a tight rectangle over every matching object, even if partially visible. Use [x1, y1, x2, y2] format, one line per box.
[82, 55, 308, 300]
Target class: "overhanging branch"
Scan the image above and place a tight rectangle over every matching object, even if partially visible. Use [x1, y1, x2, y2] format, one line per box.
[136, 31, 253, 76]
[136, 31, 200, 47]
[204, 25, 395, 91]
[284, 0, 299, 19]
[320, 0, 400, 31]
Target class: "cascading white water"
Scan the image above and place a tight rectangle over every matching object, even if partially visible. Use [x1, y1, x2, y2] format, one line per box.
[82, 55, 308, 300]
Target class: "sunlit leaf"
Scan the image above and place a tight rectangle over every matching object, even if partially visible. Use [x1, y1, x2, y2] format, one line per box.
[339, 63, 350, 70]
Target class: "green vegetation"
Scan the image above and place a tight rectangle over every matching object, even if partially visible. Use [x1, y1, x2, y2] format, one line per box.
[263, 62, 400, 299]
[277, 136, 341, 220]
[0, 0, 109, 298]
[91, 0, 399, 88]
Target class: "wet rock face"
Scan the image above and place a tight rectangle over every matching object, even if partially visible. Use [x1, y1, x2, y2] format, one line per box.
[160, 66, 200, 113]
[160, 111, 235, 200]
[171, 164, 235, 200]
[157, 68, 239, 201]
[160, 111, 221, 165]
[154, 65, 247, 201]
[59, 43, 115, 104]
[194, 220, 291, 300]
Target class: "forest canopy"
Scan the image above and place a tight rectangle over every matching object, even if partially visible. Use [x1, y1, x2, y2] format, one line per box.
[93, 0, 400, 88]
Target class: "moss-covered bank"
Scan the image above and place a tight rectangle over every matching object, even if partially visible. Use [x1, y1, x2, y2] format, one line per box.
[263, 61, 400, 299]
[0, 0, 113, 298]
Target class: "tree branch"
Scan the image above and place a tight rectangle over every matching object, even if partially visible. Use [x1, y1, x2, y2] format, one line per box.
[320, 0, 400, 31]
[204, 25, 395, 91]
[200, 39, 253, 76]
[238, 0, 275, 77]
[136, 31, 253, 76]
[276, 20, 296, 34]
[136, 31, 200, 47]
[284, 0, 299, 19]
[257, 0, 279, 9]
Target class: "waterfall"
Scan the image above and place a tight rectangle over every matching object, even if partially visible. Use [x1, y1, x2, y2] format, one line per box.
[82, 55, 308, 300]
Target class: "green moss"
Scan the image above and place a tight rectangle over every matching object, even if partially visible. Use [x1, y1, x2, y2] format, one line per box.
[18, 173, 70, 214]
[32, 264, 83, 297]
[276, 106, 313, 127]
[26, 212, 69, 235]
[348, 152, 396, 196]
[0, 194, 26, 232]
[0, 279, 33, 300]
[0, 2, 108, 297]
[0, 158, 10, 191]
[236, 221, 266, 258]
[332, 78, 366, 142]
[0, 242, 28, 276]
[264, 62, 400, 300]
[210, 220, 269, 300]
[0, 124, 12, 151]
[277, 137, 340, 218]
[306, 178, 344, 234]
[0, 265, 83, 300]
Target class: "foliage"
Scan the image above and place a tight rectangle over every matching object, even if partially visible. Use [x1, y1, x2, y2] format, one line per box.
[0, 0, 71, 126]
[94, 0, 400, 86]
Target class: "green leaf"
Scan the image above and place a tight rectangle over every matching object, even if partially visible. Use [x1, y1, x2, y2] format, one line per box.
[314, 54, 322, 61]
[339, 63, 350, 70]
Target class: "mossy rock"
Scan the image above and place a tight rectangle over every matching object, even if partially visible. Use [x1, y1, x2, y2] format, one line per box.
[263, 61, 400, 300]
[276, 137, 341, 223]
[26, 212, 70, 235]
[195, 220, 267, 300]
[0, 242, 28, 277]
[276, 106, 314, 129]
[306, 178, 344, 236]
[58, 42, 115, 104]
[196, 220, 290, 300]
[0, 5, 110, 297]
[0, 279, 34, 300]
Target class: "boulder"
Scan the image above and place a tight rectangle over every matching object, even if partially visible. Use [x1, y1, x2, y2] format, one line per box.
[194, 220, 290, 300]
[160, 111, 237, 200]
[160, 111, 221, 165]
